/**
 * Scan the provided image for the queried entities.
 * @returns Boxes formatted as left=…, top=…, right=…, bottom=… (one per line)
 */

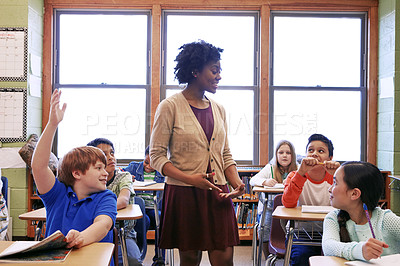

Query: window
left=54, top=10, right=151, bottom=159
left=270, top=12, right=367, bottom=161
left=162, top=11, right=260, bottom=163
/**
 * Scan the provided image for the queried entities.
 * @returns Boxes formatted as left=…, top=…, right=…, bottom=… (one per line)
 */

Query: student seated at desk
left=87, top=138, right=142, bottom=266
left=31, top=90, right=117, bottom=259
left=282, top=133, right=340, bottom=266
left=322, top=161, right=400, bottom=261
left=249, top=140, right=298, bottom=259
left=123, top=146, right=165, bottom=265
left=0, top=177, right=8, bottom=240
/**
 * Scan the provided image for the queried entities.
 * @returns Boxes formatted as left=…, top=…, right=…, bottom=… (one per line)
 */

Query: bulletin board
left=0, top=27, right=28, bottom=82
left=0, top=88, right=27, bottom=142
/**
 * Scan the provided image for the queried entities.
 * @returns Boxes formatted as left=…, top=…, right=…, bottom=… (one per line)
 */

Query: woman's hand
left=219, top=183, right=245, bottom=199
left=362, top=238, right=389, bottom=260
left=263, top=178, right=277, bottom=187
left=190, top=173, right=222, bottom=192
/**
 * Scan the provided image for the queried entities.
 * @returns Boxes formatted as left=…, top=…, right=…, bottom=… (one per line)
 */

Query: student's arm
left=116, top=188, right=131, bottom=210
left=65, top=215, right=113, bottom=249
left=219, top=164, right=245, bottom=199
left=31, top=90, right=66, bottom=195
left=281, top=171, right=307, bottom=208
left=249, top=164, right=276, bottom=187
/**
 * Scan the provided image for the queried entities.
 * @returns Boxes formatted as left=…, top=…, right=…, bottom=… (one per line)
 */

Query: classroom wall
left=377, top=0, right=400, bottom=214
left=0, top=0, right=44, bottom=237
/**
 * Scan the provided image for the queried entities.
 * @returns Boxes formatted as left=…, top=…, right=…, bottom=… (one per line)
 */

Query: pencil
left=363, top=203, right=376, bottom=238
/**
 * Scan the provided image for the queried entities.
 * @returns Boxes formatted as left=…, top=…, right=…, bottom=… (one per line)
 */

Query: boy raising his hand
left=31, top=89, right=117, bottom=250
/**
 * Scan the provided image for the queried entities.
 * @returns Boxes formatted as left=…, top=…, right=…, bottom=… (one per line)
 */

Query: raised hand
left=49, top=89, right=67, bottom=127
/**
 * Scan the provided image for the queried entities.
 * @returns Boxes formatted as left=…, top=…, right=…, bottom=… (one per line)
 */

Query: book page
left=344, top=254, right=400, bottom=266
left=132, top=180, right=156, bottom=187
left=264, top=183, right=284, bottom=189
left=301, top=205, right=336, bottom=213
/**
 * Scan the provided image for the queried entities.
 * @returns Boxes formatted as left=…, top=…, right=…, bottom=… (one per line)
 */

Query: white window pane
left=273, top=17, right=361, bottom=87
left=166, top=14, right=255, bottom=86
left=274, top=90, right=361, bottom=161
left=57, top=88, right=146, bottom=159
left=166, top=89, right=254, bottom=161
left=59, top=14, right=148, bottom=85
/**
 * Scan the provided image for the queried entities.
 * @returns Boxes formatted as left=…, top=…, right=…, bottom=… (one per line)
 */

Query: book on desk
left=132, top=180, right=157, bottom=187
left=0, top=230, right=72, bottom=263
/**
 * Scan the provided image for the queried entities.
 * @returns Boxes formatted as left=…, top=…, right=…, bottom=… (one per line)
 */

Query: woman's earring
left=192, top=71, right=197, bottom=78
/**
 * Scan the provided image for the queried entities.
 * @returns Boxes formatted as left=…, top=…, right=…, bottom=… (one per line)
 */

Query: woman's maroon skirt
left=159, top=183, right=240, bottom=251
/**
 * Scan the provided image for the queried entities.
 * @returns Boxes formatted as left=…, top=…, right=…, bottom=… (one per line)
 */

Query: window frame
left=268, top=11, right=368, bottom=162
left=52, top=9, right=152, bottom=162
left=161, top=10, right=261, bottom=164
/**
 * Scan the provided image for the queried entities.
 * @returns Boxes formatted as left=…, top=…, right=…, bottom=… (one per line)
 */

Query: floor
left=142, top=241, right=284, bottom=266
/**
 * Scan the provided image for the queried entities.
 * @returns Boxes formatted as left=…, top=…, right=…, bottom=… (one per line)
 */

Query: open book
left=132, top=180, right=156, bottom=187
left=301, top=205, right=336, bottom=213
left=0, top=230, right=72, bottom=263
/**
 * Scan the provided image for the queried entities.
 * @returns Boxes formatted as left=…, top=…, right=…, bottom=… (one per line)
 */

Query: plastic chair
left=134, top=196, right=147, bottom=262
left=266, top=194, right=286, bottom=266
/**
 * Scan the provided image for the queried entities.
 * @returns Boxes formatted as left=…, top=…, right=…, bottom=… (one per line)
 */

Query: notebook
left=301, top=205, right=336, bottom=213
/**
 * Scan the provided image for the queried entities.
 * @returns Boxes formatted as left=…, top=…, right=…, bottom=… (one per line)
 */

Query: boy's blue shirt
left=39, top=178, right=117, bottom=243
left=122, top=161, right=164, bottom=183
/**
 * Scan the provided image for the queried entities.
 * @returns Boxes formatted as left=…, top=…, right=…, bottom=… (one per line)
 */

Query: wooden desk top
left=19, top=204, right=143, bottom=221
left=253, top=185, right=284, bottom=194
left=133, top=182, right=164, bottom=191
left=272, top=206, right=327, bottom=221
left=309, top=256, right=348, bottom=266
left=0, top=242, right=114, bottom=266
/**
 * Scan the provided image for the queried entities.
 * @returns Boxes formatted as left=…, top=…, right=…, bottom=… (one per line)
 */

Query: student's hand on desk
left=362, top=238, right=389, bottom=260
left=219, top=183, right=245, bottom=199
left=191, top=173, right=222, bottom=192
left=65, top=229, right=85, bottom=249
left=263, top=179, right=277, bottom=187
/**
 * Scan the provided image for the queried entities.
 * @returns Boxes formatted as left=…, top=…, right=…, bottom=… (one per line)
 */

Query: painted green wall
left=0, top=0, right=43, bottom=237
left=377, top=0, right=400, bottom=214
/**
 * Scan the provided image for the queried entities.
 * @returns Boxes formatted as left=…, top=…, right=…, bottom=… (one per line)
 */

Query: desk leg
left=34, top=221, right=43, bottom=241
left=252, top=222, right=258, bottom=266
left=257, top=192, right=268, bottom=266
left=153, top=192, right=164, bottom=263
left=119, top=221, right=129, bottom=266
left=283, top=220, right=295, bottom=266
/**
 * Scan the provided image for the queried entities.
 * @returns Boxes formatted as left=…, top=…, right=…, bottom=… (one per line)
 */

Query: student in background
left=123, top=146, right=165, bottom=265
left=31, top=90, right=117, bottom=253
left=250, top=140, right=298, bottom=259
left=150, top=40, right=245, bottom=266
left=322, top=161, right=400, bottom=261
left=0, top=177, right=8, bottom=240
left=87, top=138, right=142, bottom=266
left=282, top=133, right=340, bottom=266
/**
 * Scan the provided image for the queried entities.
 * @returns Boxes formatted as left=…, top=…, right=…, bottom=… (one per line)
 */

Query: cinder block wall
left=0, top=0, right=43, bottom=237
left=377, top=0, right=400, bottom=215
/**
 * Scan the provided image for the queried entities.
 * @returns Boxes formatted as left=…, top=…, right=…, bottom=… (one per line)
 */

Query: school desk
left=251, top=186, right=284, bottom=266
left=19, top=204, right=143, bottom=266
left=132, top=182, right=173, bottom=265
left=309, top=256, right=348, bottom=266
left=272, top=206, right=328, bottom=266
left=0, top=241, right=114, bottom=266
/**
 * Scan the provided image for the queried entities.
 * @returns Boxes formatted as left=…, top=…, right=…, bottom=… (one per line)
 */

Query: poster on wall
left=0, top=27, right=28, bottom=82
left=0, top=88, right=27, bottom=142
